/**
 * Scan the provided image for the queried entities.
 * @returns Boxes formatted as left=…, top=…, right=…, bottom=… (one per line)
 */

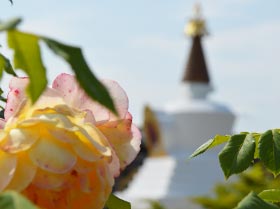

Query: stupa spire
left=182, top=3, right=210, bottom=84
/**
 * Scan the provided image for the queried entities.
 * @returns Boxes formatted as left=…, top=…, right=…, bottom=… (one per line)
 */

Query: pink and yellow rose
left=0, top=73, right=141, bottom=209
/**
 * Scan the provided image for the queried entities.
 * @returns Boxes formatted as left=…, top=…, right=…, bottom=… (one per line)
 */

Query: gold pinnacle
left=184, top=3, right=208, bottom=37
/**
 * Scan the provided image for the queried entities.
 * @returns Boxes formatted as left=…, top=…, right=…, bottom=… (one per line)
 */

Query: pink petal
left=108, top=149, right=121, bottom=177
left=53, top=73, right=110, bottom=122
left=98, top=115, right=141, bottom=169
left=5, top=77, right=29, bottom=120
left=32, top=88, right=66, bottom=110
left=0, top=119, right=5, bottom=129
left=52, top=73, right=129, bottom=123
left=102, top=79, right=128, bottom=121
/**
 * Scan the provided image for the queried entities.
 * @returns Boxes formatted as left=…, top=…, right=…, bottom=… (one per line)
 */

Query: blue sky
left=0, top=0, right=280, bottom=132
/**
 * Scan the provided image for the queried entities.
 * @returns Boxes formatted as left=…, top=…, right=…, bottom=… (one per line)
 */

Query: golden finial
left=184, top=3, right=208, bottom=37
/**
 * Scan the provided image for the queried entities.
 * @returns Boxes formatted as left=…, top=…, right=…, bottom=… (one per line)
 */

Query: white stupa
left=117, top=5, right=235, bottom=209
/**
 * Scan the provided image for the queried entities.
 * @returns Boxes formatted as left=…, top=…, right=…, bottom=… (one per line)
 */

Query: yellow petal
left=48, top=128, right=77, bottom=144
left=32, top=168, right=68, bottom=190
left=29, top=138, right=76, bottom=174
left=6, top=153, right=37, bottom=191
left=79, top=173, right=92, bottom=193
left=49, top=127, right=104, bottom=162
left=1, top=128, right=38, bottom=153
left=73, top=158, right=95, bottom=173
left=0, top=151, right=17, bottom=191
left=72, top=140, right=104, bottom=162
left=74, top=126, right=111, bottom=158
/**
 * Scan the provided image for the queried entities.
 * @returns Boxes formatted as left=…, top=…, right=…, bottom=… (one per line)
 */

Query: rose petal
left=52, top=74, right=110, bottom=122
left=29, top=138, right=77, bottom=174
left=70, top=163, right=113, bottom=209
left=60, top=74, right=111, bottom=122
left=5, top=77, right=29, bottom=120
left=108, top=149, right=120, bottom=177
left=79, top=173, right=92, bottom=193
left=48, top=128, right=77, bottom=144
left=52, top=73, right=129, bottom=123
left=1, top=128, right=38, bottom=153
left=72, top=140, right=105, bottom=162
left=75, top=124, right=112, bottom=158
left=32, top=88, right=66, bottom=110
left=98, top=117, right=141, bottom=169
left=32, top=168, right=68, bottom=189
left=52, top=73, right=79, bottom=106
left=102, top=79, right=128, bottom=121
left=52, top=126, right=106, bottom=162
left=6, top=153, right=37, bottom=191
left=0, top=151, right=17, bottom=191
left=0, top=119, right=5, bottom=129
left=73, top=158, right=96, bottom=173
left=47, top=119, right=110, bottom=162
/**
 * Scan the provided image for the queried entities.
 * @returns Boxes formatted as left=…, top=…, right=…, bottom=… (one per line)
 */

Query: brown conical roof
left=182, top=4, right=210, bottom=83
left=182, top=35, right=210, bottom=83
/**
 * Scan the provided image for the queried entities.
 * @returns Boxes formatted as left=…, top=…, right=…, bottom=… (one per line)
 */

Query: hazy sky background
left=0, top=0, right=280, bottom=132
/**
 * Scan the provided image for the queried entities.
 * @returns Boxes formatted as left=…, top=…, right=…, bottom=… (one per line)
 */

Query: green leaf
left=0, top=88, right=7, bottom=103
left=236, top=192, right=279, bottom=209
left=7, top=30, right=47, bottom=103
left=0, top=191, right=38, bottom=209
left=105, top=194, right=131, bottom=209
left=189, top=135, right=230, bottom=158
left=0, top=53, right=17, bottom=78
left=252, top=133, right=261, bottom=159
left=0, top=18, right=21, bottom=32
left=219, top=133, right=255, bottom=179
left=259, top=130, right=280, bottom=176
left=43, top=38, right=117, bottom=114
left=259, top=189, right=280, bottom=203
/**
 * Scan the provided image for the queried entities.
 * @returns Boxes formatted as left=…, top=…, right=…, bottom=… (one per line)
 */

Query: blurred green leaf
left=0, top=53, right=17, bottom=78
left=236, top=192, right=279, bottom=209
left=148, top=200, right=166, bottom=209
left=259, top=189, right=280, bottom=203
left=0, top=88, right=7, bottom=103
left=219, top=134, right=255, bottom=179
left=7, top=30, right=47, bottom=103
left=0, top=191, right=38, bottom=209
left=43, top=38, right=117, bottom=114
left=189, top=135, right=230, bottom=158
left=192, top=163, right=280, bottom=209
left=0, top=18, right=21, bottom=32
left=105, top=194, right=131, bottom=209
left=259, top=130, right=280, bottom=176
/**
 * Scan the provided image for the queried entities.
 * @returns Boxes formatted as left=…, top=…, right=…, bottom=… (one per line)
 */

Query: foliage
left=190, top=130, right=280, bottom=178
left=105, top=194, right=131, bottom=209
left=192, top=163, right=280, bottom=209
left=236, top=192, right=279, bottom=209
left=147, top=200, right=166, bottom=209
left=190, top=129, right=280, bottom=208
left=0, top=191, right=38, bottom=209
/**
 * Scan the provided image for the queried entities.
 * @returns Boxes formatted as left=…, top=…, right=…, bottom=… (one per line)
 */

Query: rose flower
left=0, top=73, right=141, bottom=209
